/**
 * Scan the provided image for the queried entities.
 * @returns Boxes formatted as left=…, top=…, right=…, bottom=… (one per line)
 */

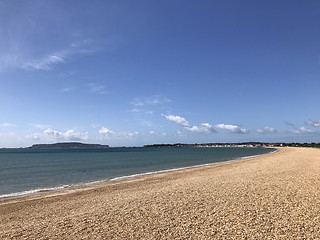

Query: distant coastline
left=143, top=142, right=320, bottom=148
left=28, top=142, right=109, bottom=149
left=1, top=141, right=319, bottom=150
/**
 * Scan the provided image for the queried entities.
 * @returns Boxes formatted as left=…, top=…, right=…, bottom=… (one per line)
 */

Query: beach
left=0, top=147, right=319, bottom=239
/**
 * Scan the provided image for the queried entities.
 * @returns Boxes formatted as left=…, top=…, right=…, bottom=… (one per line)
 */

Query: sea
left=0, top=147, right=276, bottom=200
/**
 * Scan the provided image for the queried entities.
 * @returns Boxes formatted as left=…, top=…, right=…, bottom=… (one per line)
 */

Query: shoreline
left=0, top=147, right=277, bottom=201
left=108, top=148, right=278, bottom=181
left=1, top=147, right=319, bottom=239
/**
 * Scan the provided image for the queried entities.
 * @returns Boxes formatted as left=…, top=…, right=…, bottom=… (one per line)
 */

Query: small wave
left=0, top=185, right=70, bottom=200
left=0, top=180, right=114, bottom=200
left=238, top=148, right=278, bottom=160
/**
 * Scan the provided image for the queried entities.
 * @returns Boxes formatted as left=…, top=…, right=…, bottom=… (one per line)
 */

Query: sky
left=1, top=0, right=320, bottom=147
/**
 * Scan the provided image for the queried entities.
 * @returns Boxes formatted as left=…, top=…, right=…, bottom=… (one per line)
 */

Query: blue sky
left=1, top=0, right=320, bottom=147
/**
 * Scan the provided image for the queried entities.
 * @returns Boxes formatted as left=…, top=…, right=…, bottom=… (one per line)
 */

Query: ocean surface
left=0, top=147, right=275, bottom=199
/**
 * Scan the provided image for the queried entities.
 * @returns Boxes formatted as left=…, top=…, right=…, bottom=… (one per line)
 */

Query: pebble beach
left=1, top=147, right=319, bottom=239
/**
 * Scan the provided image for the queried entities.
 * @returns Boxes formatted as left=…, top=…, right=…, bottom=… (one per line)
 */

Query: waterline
left=0, top=148, right=277, bottom=201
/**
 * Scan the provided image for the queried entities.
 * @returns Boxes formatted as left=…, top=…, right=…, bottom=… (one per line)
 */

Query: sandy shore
left=0, top=147, right=320, bottom=239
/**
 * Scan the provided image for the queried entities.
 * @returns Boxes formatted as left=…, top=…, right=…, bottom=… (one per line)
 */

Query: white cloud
left=44, top=128, right=62, bottom=137
left=130, top=96, right=171, bottom=107
left=163, top=114, right=190, bottom=127
left=43, top=128, right=89, bottom=141
left=149, top=130, right=156, bottom=135
left=0, top=123, right=16, bottom=127
left=163, top=114, right=216, bottom=134
left=187, top=123, right=216, bottom=133
left=257, top=126, right=277, bottom=134
left=30, top=124, right=51, bottom=129
left=119, top=131, right=139, bottom=138
left=64, top=130, right=89, bottom=140
left=163, top=114, right=248, bottom=135
left=98, top=127, right=114, bottom=137
left=305, top=120, right=320, bottom=127
left=215, top=124, right=248, bottom=134
left=289, top=127, right=313, bottom=134
left=98, top=127, right=139, bottom=139
left=27, top=128, right=88, bottom=141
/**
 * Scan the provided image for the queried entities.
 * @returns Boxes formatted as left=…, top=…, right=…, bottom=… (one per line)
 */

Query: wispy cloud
left=289, top=127, right=313, bottom=134
left=91, top=123, right=101, bottom=129
left=130, top=95, right=171, bottom=107
left=128, top=108, right=140, bottom=113
left=118, top=131, right=139, bottom=138
left=284, top=122, right=296, bottom=127
left=61, top=87, right=73, bottom=93
left=128, top=96, right=171, bottom=128
left=22, top=54, right=64, bottom=70
left=215, top=124, right=248, bottom=134
left=21, top=39, right=97, bottom=71
left=305, top=120, right=320, bottom=127
left=0, top=55, right=18, bottom=72
left=0, top=123, right=16, bottom=127
left=30, top=124, right=51, bottom=129
left=86, top=83, right=109, bottom=95
left=257, top=126, right=277, bottom=134
left=176, top=131, right=185, bottom=136
left=128, top=108, right=154, bottom=115
left=70, top=39, right=94, bottom=48
left=285, top=120, right=317, bottom=134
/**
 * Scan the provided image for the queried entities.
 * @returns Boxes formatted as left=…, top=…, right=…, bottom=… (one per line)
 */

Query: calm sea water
left=0, top=147, right=275, bottom=199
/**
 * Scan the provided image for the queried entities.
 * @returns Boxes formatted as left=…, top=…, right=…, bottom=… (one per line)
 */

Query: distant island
left=29, top=142, right=109, bottom=149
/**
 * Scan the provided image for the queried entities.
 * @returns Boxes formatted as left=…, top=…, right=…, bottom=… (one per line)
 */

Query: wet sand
left=0, top=147, right=319, bottom=239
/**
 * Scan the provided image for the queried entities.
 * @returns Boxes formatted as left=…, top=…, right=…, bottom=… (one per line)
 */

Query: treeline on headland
left=279, top=142, right=320, bottom=148
left=25, top=141, right=320, bottom=149
left=143, top=142, right=320, bottom=148
left=29, top=142, right=109, bottom=149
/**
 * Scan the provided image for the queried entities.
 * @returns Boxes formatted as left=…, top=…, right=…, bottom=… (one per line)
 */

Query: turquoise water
left=0, top=147, right=275, bottom=199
